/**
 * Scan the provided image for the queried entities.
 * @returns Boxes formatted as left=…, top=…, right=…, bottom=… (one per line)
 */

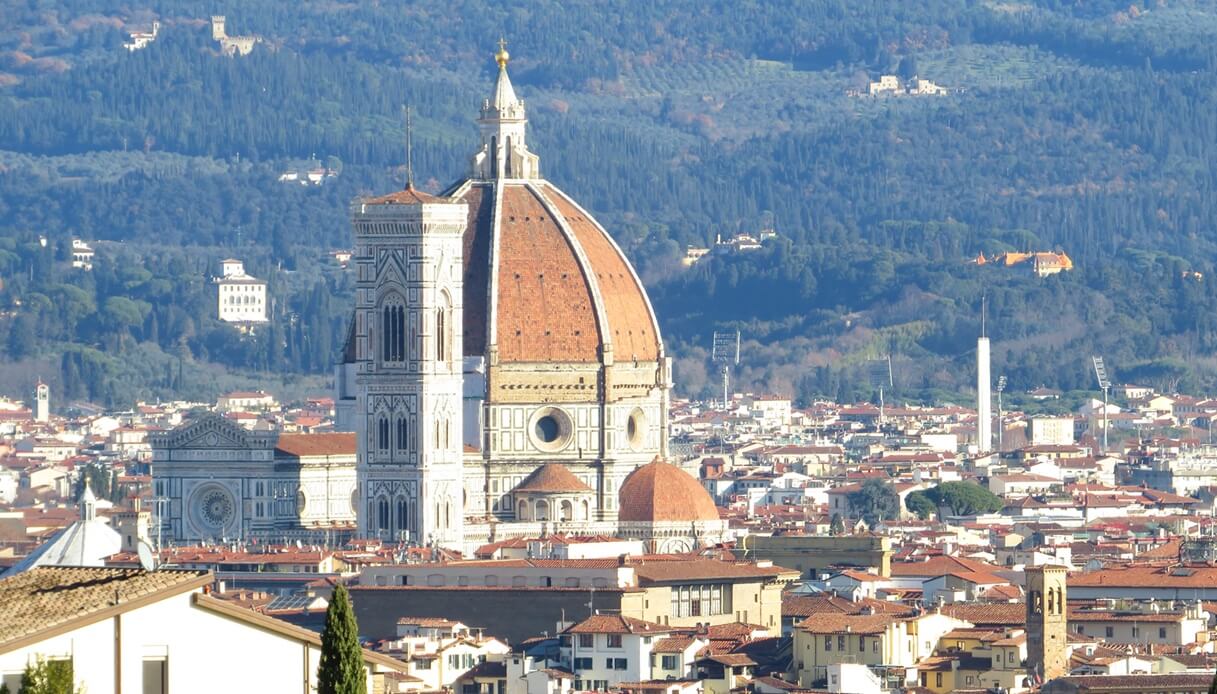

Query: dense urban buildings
left=4, top=39, right=1217, bottom=694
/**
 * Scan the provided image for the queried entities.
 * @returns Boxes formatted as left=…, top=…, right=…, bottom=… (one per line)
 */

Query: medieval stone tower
left=1026, top=564, right=1068, bottom=684
left=352, top=183, right=468, bottom=549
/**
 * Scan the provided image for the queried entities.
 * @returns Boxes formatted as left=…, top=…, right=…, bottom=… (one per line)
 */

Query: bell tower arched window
left=396, top=498, right=409, bottom=531
left=433, top=308, right=442, bottom=362
left=396, top=416, right=409, bottom=452
left=377, top=416, right=390, bottom=452
left=436, top=291, right=452, bottom=366
left=380, top=299, right=406, bottom=365
left=377, top=497, right=390, bottom=531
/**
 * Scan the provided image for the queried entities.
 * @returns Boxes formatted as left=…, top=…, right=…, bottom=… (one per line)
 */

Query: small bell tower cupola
left=472, top=39, right=539, bottom=180
left=79, top=477, right=98, bottom=522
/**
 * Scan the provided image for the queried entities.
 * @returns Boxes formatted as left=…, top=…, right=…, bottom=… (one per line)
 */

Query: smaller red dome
left=516, top=463, right=592, bottom=494
left=618, top=460, right=719, bottom=523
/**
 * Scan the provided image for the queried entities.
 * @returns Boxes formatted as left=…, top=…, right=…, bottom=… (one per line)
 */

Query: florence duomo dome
left=337, top=43, right=725, bottom=553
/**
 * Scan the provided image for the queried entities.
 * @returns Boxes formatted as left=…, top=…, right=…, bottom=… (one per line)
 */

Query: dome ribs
left=445, top=179, right=662, bottom=372
left=546, top=190, right=661, bottom=363
left=494, top=185, right=599, bottom=363
left=618, top=460, right=719, bottom=523
left=461, top=184, right=494, bottom=357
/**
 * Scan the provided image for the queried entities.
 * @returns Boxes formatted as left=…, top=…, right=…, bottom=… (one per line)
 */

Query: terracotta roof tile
left=633, top=558, right=796, bottom=583
left=565, top=614, right=669, bottom=635
left=494, top=184, right=600, bottom=363
left=703, top=622, right=767, bottom=639
left=443, top=180, right=662, bottom=367
left=702, top=653, right=756, bottom=666
left=0, top=567, right=210, bottom=650
left=275, top=433, right=356, bottom=458
left=548, top=188, right=659, bottom=362
left=652, top=636, right=697, bottom=653
left=889, top=556, right=999, bottom=578
left=795, top=613, right=901, bottom=635
left=619, top=460, right=719, bottom=522
left=363, top=185, right=445, bottom=205
left=782, top=594, right=915, bottom=618
left=940, top=602, right=1024, bottom=626
left=1069, top=564, right=1217, bottom=588
left=1051, top=674, right=1212, bottom=691
left=515, top=464, right=592, bottom=493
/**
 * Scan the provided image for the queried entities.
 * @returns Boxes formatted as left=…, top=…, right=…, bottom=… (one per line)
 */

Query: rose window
left=200, top=489, right=234, bottom=527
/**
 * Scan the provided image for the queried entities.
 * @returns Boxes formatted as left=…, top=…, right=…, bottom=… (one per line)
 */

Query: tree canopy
left=847, top=478, right=902, bottom=526
left=905, top=481, right=1005, bottom=519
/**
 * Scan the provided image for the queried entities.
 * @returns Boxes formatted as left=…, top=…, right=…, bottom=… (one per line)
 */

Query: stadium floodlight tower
left=1092, top=355, right=1112, bottom=453
left=995, top=375, right=1007, bottom=453
left=711, top=330, right=741, bottom=409
left=868, top=356, right=894, bottom=429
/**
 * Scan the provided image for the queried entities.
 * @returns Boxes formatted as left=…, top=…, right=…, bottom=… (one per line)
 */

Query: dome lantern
left=473, top=38, right=539, bottom=180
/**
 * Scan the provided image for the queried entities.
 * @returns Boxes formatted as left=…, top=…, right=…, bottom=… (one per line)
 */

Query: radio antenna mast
left=711, top=331, right=741, bottom=409
left=868, top=356, right=894, bottom=429
left=1092, top=356, right=1112, bottom=453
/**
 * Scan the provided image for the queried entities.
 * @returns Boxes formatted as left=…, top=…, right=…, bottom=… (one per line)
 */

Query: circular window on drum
left=529, top=407, right=573, bottom=452
left=626, top=408, right=646, bottom=451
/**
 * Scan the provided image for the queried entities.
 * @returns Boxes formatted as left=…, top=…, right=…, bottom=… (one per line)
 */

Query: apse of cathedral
left=155, top=45, right=729, bottom=554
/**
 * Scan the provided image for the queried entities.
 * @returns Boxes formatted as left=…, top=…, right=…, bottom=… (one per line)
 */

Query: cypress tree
left=317, top=583, right=364, bottom=694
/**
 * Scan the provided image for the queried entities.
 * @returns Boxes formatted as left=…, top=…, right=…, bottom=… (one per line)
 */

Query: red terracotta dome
left=618, top=460, right=719, bottom=523
left=515, top=463, right=592, bottom=493
left=347, top=50, right=664, bottom=372
left=447, top=179, right=661, bottom=365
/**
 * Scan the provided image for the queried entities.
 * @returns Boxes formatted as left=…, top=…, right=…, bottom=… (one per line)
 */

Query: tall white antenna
left=977, top=331, right=992, bottom=453
left=981, top=293, right=987, bottom=338
left=711, top=331, right=741, bottom=408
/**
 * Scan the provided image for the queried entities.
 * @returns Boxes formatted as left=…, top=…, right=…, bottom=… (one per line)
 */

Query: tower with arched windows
left=352, top=182, right=467, bottom=548
left=1025, top=564, right=1068, bottom=685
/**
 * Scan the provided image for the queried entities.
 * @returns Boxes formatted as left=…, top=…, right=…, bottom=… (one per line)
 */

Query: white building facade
left=0, top=567, right=407, bottom=694
left=214, top=259, right=268, bottom=323
left=150, top=414, right=357, bottom=542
